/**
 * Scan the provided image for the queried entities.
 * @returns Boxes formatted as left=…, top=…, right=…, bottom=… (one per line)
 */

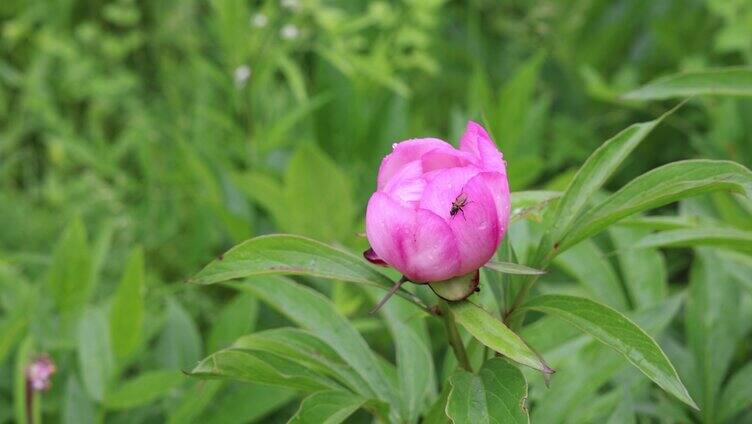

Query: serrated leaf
left=559, top=160, right=752, bottom=251
left=109, top=246, right=145, bottom=361
left=449, top=302, right=551, bottom=373
left=288, top=390, right=368, bottom=424
left=446, top=358, right=529, bottom=424
left=635, top=227, right=752, bottom=255
left=519, top=294, right=696, bottom=408
left=622, top=68, right=752, bottom=100
left=191, top=234, right=422, bottom=307
left=104, top=370, right=183, bottom=410
left=483, top=261, right=545, bottom=275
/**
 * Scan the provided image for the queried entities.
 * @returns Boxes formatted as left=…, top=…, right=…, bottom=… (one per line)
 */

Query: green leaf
left=104, top=370, right=183, bottom=410
left=531, top=296, right=684, bottom=423
left=609, top=226, right=667, bottom=309
left=231, top=327, right=371, bottom=396
left=424, top=384, right=451, bottom=424
left=14, top=336, right=33, bottom=424
left=284, top=144, right=355, bottom=242
left=559, top=160, right=752, bottom=251
left=200, top=382, right=295, bottom=424
left=622, top=68, right=752, bottom=100
left=232, top=277, right=399, bottom=409
left=483, top=261, right=545, bottom=275
left=685, top=249, right=740, bottom=420
left=233, top=171, right=288, bottom=228
left=109, top=246, right=145, bottom=361
left=493, top=52, right=544, bottom=154
left=77, top=306, right=114, bottom=401
left=49, top=217, right=93, bottom=317
left=718, top=362, right=752, bottom=422
left=511, top=190, right=562, bottom=210
left=635, top=227, right=752, bottom=255
left=207, top=293, right=258, bottom=353
left=191, top=234, right=422, bottom=307
left=510, top=190, right=561, bottom=222
left=166, top=381, right=223, bottom=424
left=190, top=349, right=342, bottom=392
left=62, top=376, right=96, bottom=424
left=519, top=294, right=697, bottom=408
left=449, top=302, right=551, bottom=373
left=446, top=358, right=529, bottom=424
left=553, top=239, right=628, bottom=309
left=156, top=298, right=202, bottom=370
left=545, top=108, right=677, bottom=255
left=289, top=390, right=368, bottom=424
left=366, top=289, right=435, bottom=423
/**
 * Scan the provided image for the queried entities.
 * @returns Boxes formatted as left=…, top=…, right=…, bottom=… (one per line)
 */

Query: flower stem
left=438, top=299, right=472, bottom=372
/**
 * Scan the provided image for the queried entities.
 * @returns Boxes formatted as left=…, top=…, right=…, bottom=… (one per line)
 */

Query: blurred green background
left=1, top=0, right=751, bottom=422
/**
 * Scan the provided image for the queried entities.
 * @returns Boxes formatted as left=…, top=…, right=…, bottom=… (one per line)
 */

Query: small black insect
left=450, top=193, right=471, bottom=220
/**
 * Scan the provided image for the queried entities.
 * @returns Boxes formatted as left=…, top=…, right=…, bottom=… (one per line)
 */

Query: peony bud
left=365, top=121, right=510, bottom=288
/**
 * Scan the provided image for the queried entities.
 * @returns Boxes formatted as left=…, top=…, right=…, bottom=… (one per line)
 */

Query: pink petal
left=418, top=166, right=484, bottom=221
left=450, top=174, right=501, bottom=274
left=377, top=138, right=452, bottom=189
left=420, top=147, right=477, bottom=173
left=480, top=171, right=511, bottom=240
left=382, top=159, right=426, bottom=206
left=418, top=168, right=499, bottom=275
left=366, top=192, right=460, bottom=282
left=459, top=121, right=506, bottom=173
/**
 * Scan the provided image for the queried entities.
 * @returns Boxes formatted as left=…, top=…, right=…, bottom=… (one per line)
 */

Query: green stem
left=438, top=299, right=472, bottom=372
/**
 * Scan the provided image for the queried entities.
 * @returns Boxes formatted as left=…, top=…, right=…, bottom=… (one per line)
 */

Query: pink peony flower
left=365, top=121, right=510, bottom=283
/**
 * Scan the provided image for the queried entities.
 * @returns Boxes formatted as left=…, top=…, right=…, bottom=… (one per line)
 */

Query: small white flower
left=233, top=65, right=251, bottom=87
left=250, top=13, right=268, bottom=28
left=280, top=0, right=299, bottom=11
left=280, top=24, right=299, bottom=40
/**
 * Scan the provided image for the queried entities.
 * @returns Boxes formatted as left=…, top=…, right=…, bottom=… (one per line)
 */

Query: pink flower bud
left=365, top=121, right=510, bottom=283
left=26, top=355, right=56, bottom=392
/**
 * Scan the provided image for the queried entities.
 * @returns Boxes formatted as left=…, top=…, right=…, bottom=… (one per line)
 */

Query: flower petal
left=418, top=168, right=499, bottom=274
left=420, top=146, right=477, bottom=173
left=366, top=192, right=460, bottom=282
left=459, top=121, right=506, bottom=173
left=480, top=171, right=511, bottom=241
left=418, top=166, right=484, bottom=221
left=382, top=159, right=426, bottom=206
left=377, top=138, right=452, bottom=189
left=449, top=174, right=501, bottom=274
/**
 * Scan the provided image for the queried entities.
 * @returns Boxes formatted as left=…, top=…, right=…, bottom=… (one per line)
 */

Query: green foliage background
left=1, top=0, right=751, bottom=422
